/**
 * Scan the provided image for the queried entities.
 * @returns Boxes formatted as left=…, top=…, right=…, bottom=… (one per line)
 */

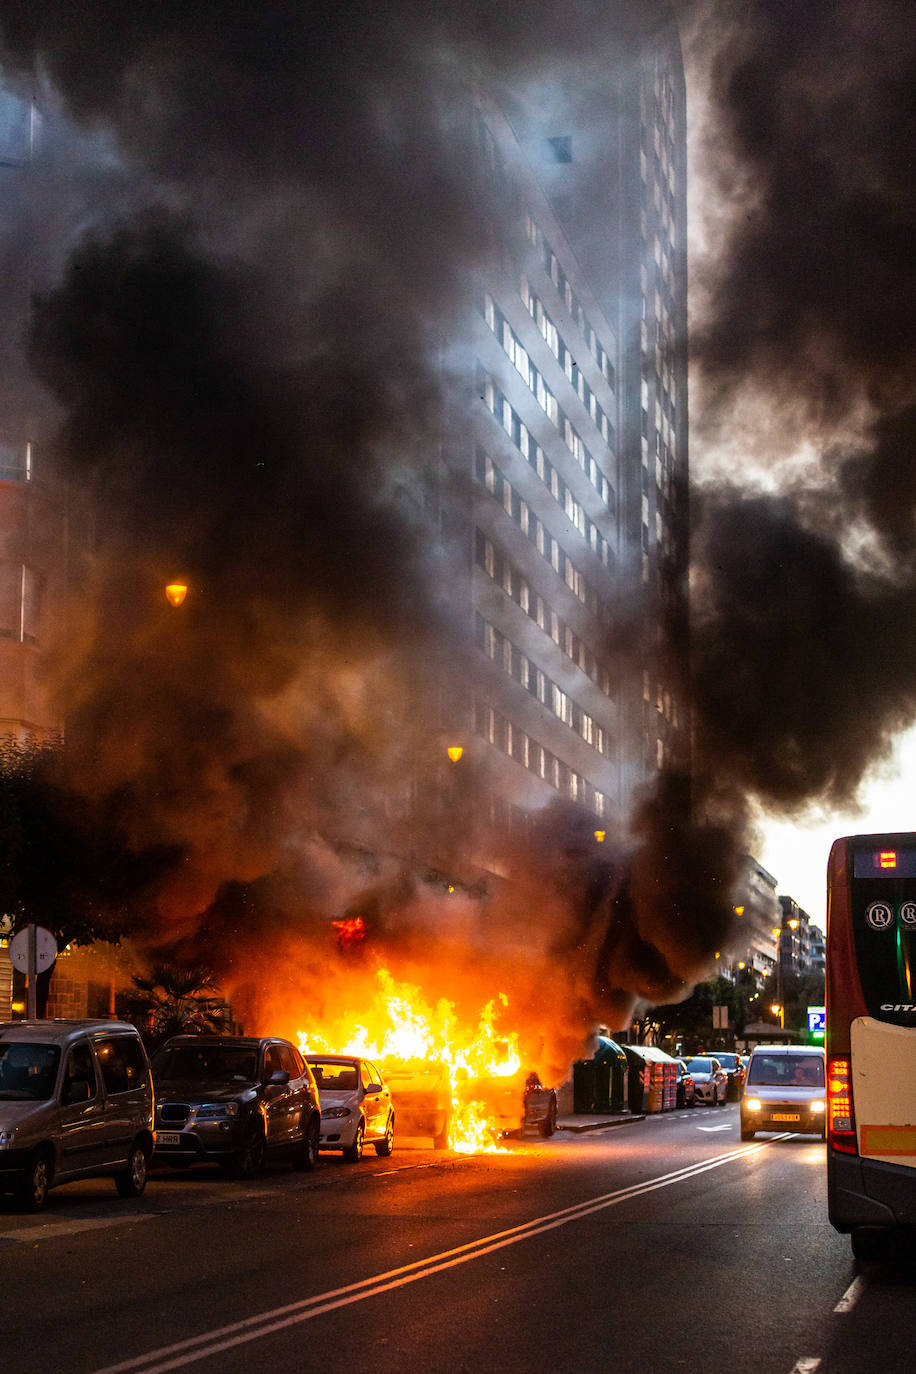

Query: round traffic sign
left=8, top=925, right=57, bottom=975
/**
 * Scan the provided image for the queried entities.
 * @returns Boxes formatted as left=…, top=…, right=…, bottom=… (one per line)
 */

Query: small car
left=683, top=1056, right=727, bottom=1106
left=674, top=1058, right=696, bottom=1108
left=740, top=1045, right=827, bottom=1141
left=0, top=1019, right=154, bottom=1211
left=381, top=1060, right=451, bottom=1148
left=151, top=1035, right=321, bottom=1177
left=709, top=1051, right=746, bottom=1102
left=304, top=1054, right=394, bottom=1162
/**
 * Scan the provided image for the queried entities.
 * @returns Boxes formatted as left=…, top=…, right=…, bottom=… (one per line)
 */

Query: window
left=63, top=1042, right=99, bottom=1103
left=94, top=1035, right=147, bottom=1096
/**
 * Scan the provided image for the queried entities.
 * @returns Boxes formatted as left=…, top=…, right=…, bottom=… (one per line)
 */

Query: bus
left=826, top=833, right=916, bottom=1259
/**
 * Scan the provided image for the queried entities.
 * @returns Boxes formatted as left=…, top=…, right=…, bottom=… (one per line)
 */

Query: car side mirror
left=265, top=1069, right=290, bottom=1087
left=64, top=1078, right=92, bottom=1105
left=367, top=1083, right=382, bottom=1094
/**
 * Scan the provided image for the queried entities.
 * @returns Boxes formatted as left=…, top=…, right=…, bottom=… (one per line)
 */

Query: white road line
left=788, top=1360, right=821, bottom=1373
left=88, top=1139, right=782, bottom=1374
left=0, top=1213, right=156, bottom=1245
left=834, top=1275, right=867, bottom=1313
left=697, top=1124, right=732, bottom=1132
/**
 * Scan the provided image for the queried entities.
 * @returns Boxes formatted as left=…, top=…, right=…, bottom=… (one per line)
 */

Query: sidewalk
left=556, top=1111, right=646, bottom=1133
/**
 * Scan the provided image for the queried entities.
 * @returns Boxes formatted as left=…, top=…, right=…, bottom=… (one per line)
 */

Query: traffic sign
left=807, top=1005, right=826, bottom=1038
left=8, top=925, right=57, bottom=975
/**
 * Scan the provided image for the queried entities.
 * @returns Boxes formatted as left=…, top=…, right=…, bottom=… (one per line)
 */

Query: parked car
left=0, top=1019, right=154, bottom=1211
left=381, top=1060, right=451, bottom=1148
left=709, top=1052, right=746, bottom=1102
left=304, top=1054, right=394, bottom=1162
left=684, top=1056, right=727, bottom=1106
left=740, top=1045, right=827, bottom=1141
left=674, top=1058, right=696, bottom=1108
left=151, top=1035, right=321, bottom=1177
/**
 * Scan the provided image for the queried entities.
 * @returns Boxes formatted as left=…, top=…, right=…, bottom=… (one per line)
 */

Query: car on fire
left=304, top=1053, right=395, bottom=1162
left=381, top=1060, right=451, bottom=1149
left=453, top=1068, right=559, bottom=1139
left=683, top=1055, right=727, bottom=1107
left=151, top=1035, right=321, bottom=1177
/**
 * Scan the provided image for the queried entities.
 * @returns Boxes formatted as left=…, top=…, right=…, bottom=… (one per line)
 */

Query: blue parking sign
left=807, top=1006, right=826, bottom=1036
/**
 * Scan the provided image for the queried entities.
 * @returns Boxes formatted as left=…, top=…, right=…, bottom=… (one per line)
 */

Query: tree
left=0, top=735, right=176, bottom=950
left=122, top=963, right=227, bottom=1049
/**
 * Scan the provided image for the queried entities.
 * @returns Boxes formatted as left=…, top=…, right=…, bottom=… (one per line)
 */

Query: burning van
left=381, top=1059, right=451, bottom=1149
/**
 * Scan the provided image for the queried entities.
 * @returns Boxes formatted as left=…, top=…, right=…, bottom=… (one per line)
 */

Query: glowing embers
left=298, top=967, right=523, bottom=1154
left=332, top=916, right=367, bottom=949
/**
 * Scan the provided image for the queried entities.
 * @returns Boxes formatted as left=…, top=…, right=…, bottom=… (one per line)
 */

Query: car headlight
left=321, top=1107, right=352, bottom=1119
left=0, top=1128, right=15, bottom=1148
left=192, top=1103, right=239, bottom=1120
left=745, top=1098, right=762, bottom=1112
left=809, top=1099, right=826, bottom=1113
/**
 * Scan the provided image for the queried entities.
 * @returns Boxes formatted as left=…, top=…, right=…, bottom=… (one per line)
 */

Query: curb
left=557, top=1113, right=647, bottom=1134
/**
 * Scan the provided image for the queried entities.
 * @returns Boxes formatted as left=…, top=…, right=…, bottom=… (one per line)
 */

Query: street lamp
left=165, top=582, right=188, bottom=607
left=770, top=1002, right=784, bottom=1028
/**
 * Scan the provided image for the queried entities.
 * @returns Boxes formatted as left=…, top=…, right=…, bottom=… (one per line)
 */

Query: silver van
left=0, top=1019, right=154, bottom=1210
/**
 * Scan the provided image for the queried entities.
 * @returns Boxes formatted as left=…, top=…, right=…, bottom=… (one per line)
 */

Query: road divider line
left=788, top=1359, right=821, bottom=1373
left=88, top=1138, right=788, bottom=1374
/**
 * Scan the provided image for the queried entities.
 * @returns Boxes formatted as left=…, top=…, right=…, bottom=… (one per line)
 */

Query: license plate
left=772, top=1113, right=800, bottom=1122
left=156, top=1132, right=183, bottom=1146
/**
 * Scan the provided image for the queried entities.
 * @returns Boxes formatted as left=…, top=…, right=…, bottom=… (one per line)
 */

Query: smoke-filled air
left=0, top=0, right=912, bottom=1068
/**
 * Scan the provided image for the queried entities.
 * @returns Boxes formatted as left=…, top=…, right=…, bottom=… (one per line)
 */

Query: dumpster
left=622, top=1045, right=679, bottom=1113
left=573, top=1058, right=611, bottom=1113
left=594, top=1037, right=629, bottom=1113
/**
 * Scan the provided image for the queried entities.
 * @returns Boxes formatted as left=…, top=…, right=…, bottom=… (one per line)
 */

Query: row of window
left=515, top=282, right=616, bottom=446
left=482, top=374, right=612, bottom=511
left=523, top=213, right=615, bottom=389
left=476, top=444, right=612, bottom=570
left=475, top=520, right=612, bottom=694
left=474, top=696, right=607, bottom=817
left=475, top=612, right=611, bottom=758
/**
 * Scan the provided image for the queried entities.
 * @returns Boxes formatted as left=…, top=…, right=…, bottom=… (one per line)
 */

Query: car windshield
left=152, top=1044, right=259, bottom=1083
left=308, top=1060, right=359, bottom=1091
left=686, top=1058, right=713, bottom=1073
left=0, top=1042, right=61, bottom=1100
left=716, top=1056, right=738, bottom=1069
left=746, top=1055, right=824, bottom=1088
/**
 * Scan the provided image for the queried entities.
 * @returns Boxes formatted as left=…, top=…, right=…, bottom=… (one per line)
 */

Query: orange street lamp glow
left=165, top=582, right=188, bottom=607
left=446, top=746, right=464, bottom=762
left=594, top=830, right=606, bottom=843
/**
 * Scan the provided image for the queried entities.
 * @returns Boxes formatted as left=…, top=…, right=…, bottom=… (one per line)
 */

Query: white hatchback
left=305, top=1054, right=394, bottom=1162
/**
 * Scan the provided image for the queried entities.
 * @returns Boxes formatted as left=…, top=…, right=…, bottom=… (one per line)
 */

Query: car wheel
left=16, top=1150, right=52, bottom=1212
left=716, top=1089, right=724, bottom=1106
left=374, top=1114, right=394, bottom=1157
left=115, top=1141, right=149, bottom=1198
left=343, top=1120, right=365, bottom=1164
left=740, top=1125, right=755, bottom=1141
left=294, top=1115, right=320, bottom=1172
left=688, top=1094, right=696, bottom=1108
left=433, top=1118, right=450, bottom=1150
left=224, top=1125, right=266, bottom=1179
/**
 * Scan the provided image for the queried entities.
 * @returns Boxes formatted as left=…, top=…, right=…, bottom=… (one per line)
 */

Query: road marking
left=87, top=1139, right=784, bottom=1374
left=834, top=1275, right=866, bottom=1313
left=0, top=1213, right=155, bottom=1245
left=697, top=1125, right=731, bottom=1132
left=788, top=1360, right=821, bottom=1373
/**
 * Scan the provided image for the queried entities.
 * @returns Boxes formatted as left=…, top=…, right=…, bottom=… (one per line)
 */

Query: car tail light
left=827, top=1057, right=858, bottom=1154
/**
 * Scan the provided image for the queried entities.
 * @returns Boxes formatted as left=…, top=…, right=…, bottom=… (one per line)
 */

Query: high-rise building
left=440, top=6, right=688, bottom=866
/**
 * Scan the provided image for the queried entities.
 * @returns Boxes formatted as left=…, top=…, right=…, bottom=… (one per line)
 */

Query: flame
left=331, top=915, right=367, bottom=948
left=298, top=966, right=526, bottom=1153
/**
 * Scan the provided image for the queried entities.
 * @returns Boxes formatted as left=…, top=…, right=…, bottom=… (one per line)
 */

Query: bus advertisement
left=826, top=833, right=916, bottom=1259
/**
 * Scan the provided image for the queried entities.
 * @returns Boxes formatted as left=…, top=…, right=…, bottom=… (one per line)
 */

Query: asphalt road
left=1, top=1105, right=913, bottom=1374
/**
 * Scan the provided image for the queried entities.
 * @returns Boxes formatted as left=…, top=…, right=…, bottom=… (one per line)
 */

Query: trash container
left=573, top=1058, right=611, bottom=1113
left=595, top=1037, right=629, bottom=1113
left=622, top=1045, right=650, bottom=1113
left=622, top=1045, right=680, bottom=1112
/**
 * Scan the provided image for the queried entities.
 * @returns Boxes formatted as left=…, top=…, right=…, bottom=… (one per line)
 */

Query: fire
left=298, top=966, right=525, bottom=1154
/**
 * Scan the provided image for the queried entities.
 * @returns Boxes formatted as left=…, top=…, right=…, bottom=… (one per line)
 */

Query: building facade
left=445, top=6, right=689, bottom=866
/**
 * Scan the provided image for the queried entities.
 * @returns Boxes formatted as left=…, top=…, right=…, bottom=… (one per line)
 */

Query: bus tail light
left=828, top=1056, right=858, bottom=1154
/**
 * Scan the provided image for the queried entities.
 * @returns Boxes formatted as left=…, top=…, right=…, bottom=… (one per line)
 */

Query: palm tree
left=127, top=964, right=228, bottom=1048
